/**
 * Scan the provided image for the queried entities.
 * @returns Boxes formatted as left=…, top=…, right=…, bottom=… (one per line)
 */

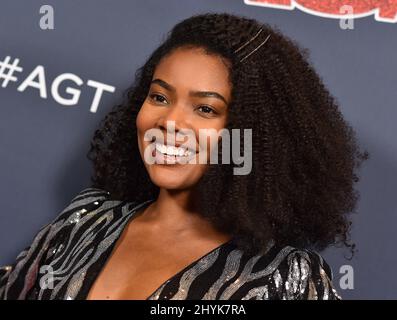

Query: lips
left=151, top=141, right=197, bottom=165
left=150, top=136, right=197, bottom=154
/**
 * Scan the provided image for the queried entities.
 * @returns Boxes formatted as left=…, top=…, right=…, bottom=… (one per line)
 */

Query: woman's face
left=136, top=46, right=232, bottom=190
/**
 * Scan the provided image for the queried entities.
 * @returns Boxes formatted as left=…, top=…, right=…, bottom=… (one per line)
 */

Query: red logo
left=244, top=0, right=397, bottom=23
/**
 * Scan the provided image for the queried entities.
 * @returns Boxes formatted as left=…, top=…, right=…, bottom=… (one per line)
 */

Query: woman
left=0, top=12, right=368, bottom=300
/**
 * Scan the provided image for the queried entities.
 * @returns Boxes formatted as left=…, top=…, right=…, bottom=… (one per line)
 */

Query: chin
left=147, top=166, right=198, bottom=190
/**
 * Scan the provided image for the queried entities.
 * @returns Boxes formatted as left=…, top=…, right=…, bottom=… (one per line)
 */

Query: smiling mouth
left=151, top=141, right=198, bottom=165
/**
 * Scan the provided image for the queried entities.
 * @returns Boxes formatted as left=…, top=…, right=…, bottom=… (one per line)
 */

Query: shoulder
left=53, top=187, right=112, bottom=222
left=0, top=186, right=113, bottom=299
left=45, top=186, right=125, bottom=247
left=236, top=245, right=341, bottom=300
left=277, top=246, right=340, bottom=299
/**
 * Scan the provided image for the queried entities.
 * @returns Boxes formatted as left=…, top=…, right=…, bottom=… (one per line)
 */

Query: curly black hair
left=87, top=12, right=369, bottom=257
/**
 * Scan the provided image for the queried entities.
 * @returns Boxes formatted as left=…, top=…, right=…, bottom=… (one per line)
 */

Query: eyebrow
left=150, top=78, right=228, bottom=105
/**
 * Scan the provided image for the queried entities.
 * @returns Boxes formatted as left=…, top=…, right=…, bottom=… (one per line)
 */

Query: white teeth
left=155, top=143, right=193, bottom=157
left=166, top=145, right=175, bottom=155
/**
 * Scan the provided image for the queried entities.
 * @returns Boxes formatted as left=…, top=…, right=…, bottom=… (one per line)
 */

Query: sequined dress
left=0, top=188, right=341, bottom=300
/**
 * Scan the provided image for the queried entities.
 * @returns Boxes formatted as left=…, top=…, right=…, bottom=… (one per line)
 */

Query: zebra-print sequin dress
left=0, top=188, right=341, bottom=300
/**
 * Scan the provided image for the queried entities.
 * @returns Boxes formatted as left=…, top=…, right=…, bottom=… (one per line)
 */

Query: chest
left=85, top=231, right=217, bottom=300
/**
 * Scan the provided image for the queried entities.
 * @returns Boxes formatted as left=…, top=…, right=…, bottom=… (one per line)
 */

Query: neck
left=138, top=187, right=230, bottom=242
left=142, top=188, right=199, bottom=229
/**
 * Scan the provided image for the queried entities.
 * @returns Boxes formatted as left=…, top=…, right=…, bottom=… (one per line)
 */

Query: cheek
left=197, top=121, right=227, bottom=152
left=136, top=105, right=155, bottom=155
left=136, top=103, right=155, bottom=134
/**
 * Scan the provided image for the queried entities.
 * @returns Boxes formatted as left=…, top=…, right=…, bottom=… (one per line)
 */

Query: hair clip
left=234, top=28, right=271, bottom=63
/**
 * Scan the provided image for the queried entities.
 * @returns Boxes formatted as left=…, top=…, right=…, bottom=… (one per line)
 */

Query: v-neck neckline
left=85, top=198, right=233, bottom=300
left=145, top=235, right=233, bottom=300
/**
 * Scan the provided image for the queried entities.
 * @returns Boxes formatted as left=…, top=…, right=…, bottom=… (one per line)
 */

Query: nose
left=156, top=103, right=188, bottom=135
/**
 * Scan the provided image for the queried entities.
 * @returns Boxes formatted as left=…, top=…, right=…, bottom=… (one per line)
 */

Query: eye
left=149, top=93, right=168, bottom=104
left=197, top=105, right=216, bottom=115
